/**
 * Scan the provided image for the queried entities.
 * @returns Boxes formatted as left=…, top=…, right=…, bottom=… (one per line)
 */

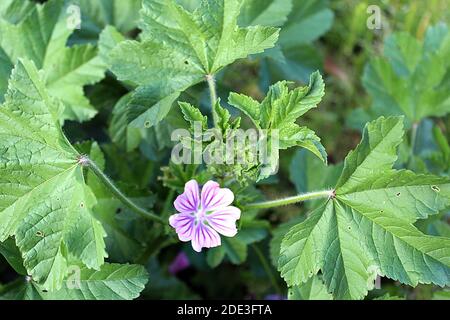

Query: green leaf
left=71, top=0, right=141, bottom=44
left=0, top=278, right=43, bottom=300
left=229, top=71, right=327, bottom=164
left=0, top=0, right=106, bottom=122
left=288, top=275, right=333, bottom=300
left=0, top=59, right=106, bottom=291
left=108, top=0, right=279, bottom=96
left=138, top=0, right=279, bottom=76
left=279, top=116, right=450, bottom=300
left=261, top=44, right=324, bottom=84
left=279, top=0, right=334, bottom=48
left=98, top=25, right=126, bottom=65
left=0, top=238, right=27, bottom=275
left=0, top=263, right=148, bottom=300
left=109, top=88, right=181, bottom=151
left=269, top=216, right=305, bottom=267
left=363, top=24, right=450, bottom=122
left=239, top=0, right=293, bottom=27
left=45, top=44, right=107, bottom=122
left=206, top=246, right=227, bottom=268
left=99, top=27, right=181, bottom=151
left=179, top=102, right=208, bottom=131
left=261, top=0, right=333, bottom=83
left=105, top=0, right=278, bottom=150
left=223, top=237, right=247, bottom=264
left=109, top=0, right=280, bottom=86
left=41, top=263, right=148, bottom=300
left=0, top=0, right=34, bottom=23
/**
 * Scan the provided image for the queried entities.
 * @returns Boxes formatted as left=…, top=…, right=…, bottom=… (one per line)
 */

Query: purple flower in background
left=264, top=294, right=286, bottom=300
left=169, top=252, right=190, bottom=275
left=169, top=180, right=241, bottom=252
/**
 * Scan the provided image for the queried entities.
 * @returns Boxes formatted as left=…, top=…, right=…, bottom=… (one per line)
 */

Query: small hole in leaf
left=431, top=185, right=440, bottom=192
left=80, top=202, right=85, bottom=208
left=144, top=121, right=151, bottom=128
left=116, top=208, right=122, bottom=214
left=396, top=192, right=401, bottom=197
left=184, top=60, right=189, bottom=65
left=42, top=289, right=48, bottom=293
left=347, top=226, right=351, bottom=230
left=36, top=231, right=45, bottom=238
left=380, top=210, right=384, bottom=214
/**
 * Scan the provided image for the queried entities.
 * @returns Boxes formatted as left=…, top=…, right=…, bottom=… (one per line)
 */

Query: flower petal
left=201, top=180, right=234, bottom=211
left=206, top=206, right=241, bottom=237
left=191, top=222, right=221, bottom=252
left=169, top=213, right=196, bottom=242
left=174, top=180, right=200, bottom=213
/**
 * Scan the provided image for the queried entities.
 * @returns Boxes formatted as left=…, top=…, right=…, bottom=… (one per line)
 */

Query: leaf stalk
left=206, top=74, right=219, bottom=126
left=244, top=189, right=334, bottom=210
left=79, top=155, right=165, bottom=224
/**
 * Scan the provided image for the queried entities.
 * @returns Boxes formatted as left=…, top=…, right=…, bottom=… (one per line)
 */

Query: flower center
left=194, top=206, right=211, bottom=224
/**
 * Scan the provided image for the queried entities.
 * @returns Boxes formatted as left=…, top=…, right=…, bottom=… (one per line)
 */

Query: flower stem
left=244, top=190, right=334, bottom=210
left=82, top=156, right=164, bottom=224
left=206, top=74, right=218, bottom=126
left=408, top=122, right=419, bottom=166
left=251, top=244, right=282, bottom=296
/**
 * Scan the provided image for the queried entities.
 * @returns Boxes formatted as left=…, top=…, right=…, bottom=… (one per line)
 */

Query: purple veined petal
left=169, top=213, right=196, bottom=242
left=174, top=180, right=200, bottom=214
left=206, top=206, right=241, bottom=237
left=201, top=180, right=234, bottom=211
left=191, top=221, right=221, bottom=252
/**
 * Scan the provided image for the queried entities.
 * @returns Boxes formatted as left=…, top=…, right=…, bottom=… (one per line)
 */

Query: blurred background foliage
left=0, top=0, right=449, bottom=300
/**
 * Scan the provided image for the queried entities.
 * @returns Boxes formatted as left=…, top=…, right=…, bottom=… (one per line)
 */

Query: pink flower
left=169, top=180, right=241, bottom=252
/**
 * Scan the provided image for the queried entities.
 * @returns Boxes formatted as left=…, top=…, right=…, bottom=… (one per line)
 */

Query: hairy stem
left=244, top=190, right=334, bottom=210
left=81, top=156, right=164, bottom=224
left=206, top=74, right=218, bottom=126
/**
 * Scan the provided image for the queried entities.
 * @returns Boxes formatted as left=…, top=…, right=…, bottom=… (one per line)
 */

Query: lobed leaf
left=0, top=59, right=107, bottom=290
left=0, top=0, right=106, bottom=122
left=105, top=0, right=279, bottom=150
left=278, top=116, right=450, bottom=300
